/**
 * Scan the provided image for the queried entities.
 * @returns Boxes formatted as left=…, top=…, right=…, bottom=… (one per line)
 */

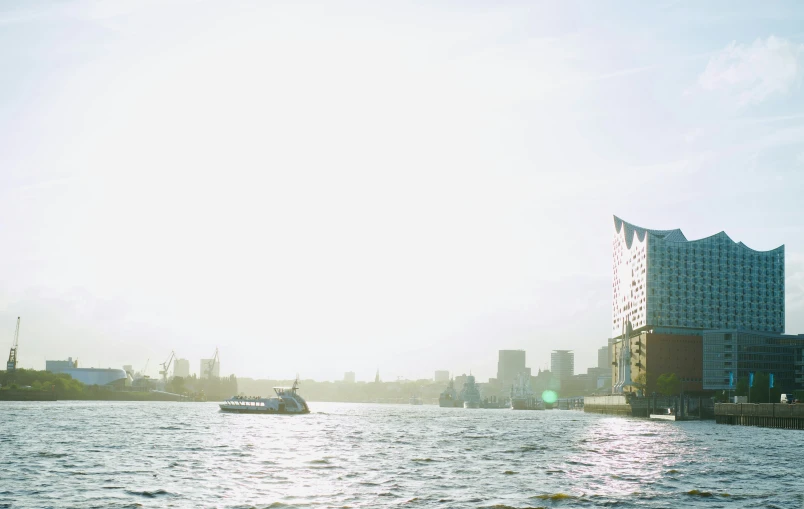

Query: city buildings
left=434, top=370, right=450, bottom=383
left=343, top=371, right=356, bottom=383
left=173, top=358, right=190, bottom=378
left=612, top=332, right=703, bottom=394
left=598, top=346, right=610, bottom=371
left=611, top=215, right=784, bottom=339
left=611, top=216, right=787, bottom=394
left=45, top=357, right=129, bottom=387
left=550, top=350, right=574, bottom=380
left=703, top=331, right=804, bottom=392
left=497, top=350, right=529, bottom=390
left=200, top=359, right=220, bottom=379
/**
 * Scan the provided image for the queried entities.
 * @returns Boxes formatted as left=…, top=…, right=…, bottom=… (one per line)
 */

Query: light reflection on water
left=0, top=401, right=802, bottom=508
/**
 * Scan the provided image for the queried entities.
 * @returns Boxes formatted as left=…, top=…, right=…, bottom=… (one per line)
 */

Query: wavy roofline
left=613, top=215, right=784, bottom=253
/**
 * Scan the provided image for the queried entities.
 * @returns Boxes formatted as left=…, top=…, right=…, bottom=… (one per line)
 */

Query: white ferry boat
left=219, top=379, right=310, bottom=414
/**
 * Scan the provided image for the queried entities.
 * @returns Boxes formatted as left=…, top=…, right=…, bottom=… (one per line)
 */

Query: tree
left=656, top=373, right=681, bottom=396
left=735, top=377, right=748, bottom=397
left=632, top=372, right=647, bottom=397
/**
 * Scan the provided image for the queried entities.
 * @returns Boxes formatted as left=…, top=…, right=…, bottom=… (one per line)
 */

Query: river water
left=1, top=401, right=802, bottom=508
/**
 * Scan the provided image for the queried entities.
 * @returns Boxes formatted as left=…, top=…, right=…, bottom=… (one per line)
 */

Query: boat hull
left=219, top=405, right=308, bottom=414
left=463, top=401, right=480, bottom=409
left=511, top=398, right=543, bottom=410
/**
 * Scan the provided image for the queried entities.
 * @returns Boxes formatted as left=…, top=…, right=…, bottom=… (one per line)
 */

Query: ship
left=439, top=379, right=462, bottom=407
left=481, top=395, right=509, bottom=409
left=460, top=375, right=481, bottom=409
left=510, top=373, right=543, bottom=410
left=219, top=378, right=310, bottom=414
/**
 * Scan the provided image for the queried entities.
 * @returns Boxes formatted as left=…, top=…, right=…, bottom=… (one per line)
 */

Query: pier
left=715, top=403, right=804, bottom=430
left=584, top=395, right=714, bottom=419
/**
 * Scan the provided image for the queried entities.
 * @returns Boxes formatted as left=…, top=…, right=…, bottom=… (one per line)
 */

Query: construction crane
left=159, top=351, right=176, bottom=383
left=204, top=347, right=219, bottom=379
left=6, top=317, right=20, bottom=372
left=141, top=358, right=150, bottom=378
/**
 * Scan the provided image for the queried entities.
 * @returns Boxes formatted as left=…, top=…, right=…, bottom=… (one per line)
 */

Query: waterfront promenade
left=715, top=403, right=804, bottom=430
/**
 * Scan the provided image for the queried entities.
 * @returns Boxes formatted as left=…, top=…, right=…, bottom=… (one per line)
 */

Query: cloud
left=698, top=36, right=803, bottom=105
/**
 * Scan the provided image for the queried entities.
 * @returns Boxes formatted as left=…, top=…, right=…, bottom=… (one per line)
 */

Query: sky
left=1, top=0, right=803, bottom=382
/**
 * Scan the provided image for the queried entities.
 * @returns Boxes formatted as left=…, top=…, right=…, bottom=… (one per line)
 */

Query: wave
left=125, top=489, right=173, bottom=498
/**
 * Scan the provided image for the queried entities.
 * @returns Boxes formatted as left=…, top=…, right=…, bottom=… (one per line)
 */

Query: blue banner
left=769, top=374, right=774, bottom=389
left=749, top=372, right=754, bottom=388
left=729, top=372, right=734, bottom=387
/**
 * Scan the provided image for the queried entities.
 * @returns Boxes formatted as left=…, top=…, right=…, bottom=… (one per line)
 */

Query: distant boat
left=219, top=378, right=310, bottom=414
left=409, top=394, right=423, bottom=405
left=461, top=375, right=481, bottom=409
left=439, top=379, right=462, bottom=408
left=481, top=395, right=509, bottom=409
left=510, top=373, right=543, bottom=410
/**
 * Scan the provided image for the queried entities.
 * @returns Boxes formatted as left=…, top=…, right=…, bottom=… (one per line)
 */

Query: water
left=1, top=401, right=803, bottom=509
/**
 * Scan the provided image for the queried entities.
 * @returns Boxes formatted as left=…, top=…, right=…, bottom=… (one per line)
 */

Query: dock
left=715, top=403, right=804, bottom=430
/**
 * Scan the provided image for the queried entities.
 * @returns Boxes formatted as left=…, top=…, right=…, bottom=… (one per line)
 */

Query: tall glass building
left=612, top=216, right=785, bottom=340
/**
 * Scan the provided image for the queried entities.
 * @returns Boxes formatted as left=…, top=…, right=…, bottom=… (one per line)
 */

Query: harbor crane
left=6, top=317, right=20, bottom=372
left=204, top=347, right=219, bottom=379
left=159, top=351, right=176, bottom=383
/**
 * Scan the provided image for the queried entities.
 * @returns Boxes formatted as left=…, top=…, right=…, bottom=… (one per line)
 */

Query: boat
left=409, top=394, right=423, bottom=405
left=439, top=379, right=462, bottom=408
left=510, top=373, right=543, bottom=410
left=219, top=378, right=310, bottom=414
left=460, top=375, right=481, bottom=409
left=481, top=395, right=509, bottom=409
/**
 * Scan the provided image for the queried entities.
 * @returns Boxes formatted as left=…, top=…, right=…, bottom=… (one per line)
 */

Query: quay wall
left=715, top=403, right=804, bottom=430
left=584, top=395, right=631, bottom=415
left=585, top=395, right=714, bottom=418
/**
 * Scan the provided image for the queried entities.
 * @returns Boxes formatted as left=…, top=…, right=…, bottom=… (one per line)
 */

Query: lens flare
left=542, top=390, right=558, bottom=404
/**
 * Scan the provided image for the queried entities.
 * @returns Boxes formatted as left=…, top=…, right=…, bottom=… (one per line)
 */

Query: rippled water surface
left=1, top=401, right=803, bottom=508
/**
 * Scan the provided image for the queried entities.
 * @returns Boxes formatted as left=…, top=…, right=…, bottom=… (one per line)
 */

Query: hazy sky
left=2, top=1, right=803, bottom=382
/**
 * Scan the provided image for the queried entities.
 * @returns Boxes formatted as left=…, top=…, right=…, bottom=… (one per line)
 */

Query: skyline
left=2, top=1, right=804, bottom=381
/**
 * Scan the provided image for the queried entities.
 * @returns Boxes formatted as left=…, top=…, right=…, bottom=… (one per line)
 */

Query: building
left=612, top=332, right=703, bottom=394
left=46, top=357, right=78, bottom=372
left=611, top=216, right=785, bottom=394
left=551, top=350, right=574, bottom=380
left=200, top=359, right=220, bottom=379
left=343, top=371, right=356, bottom=384
left=598, top=346, right=610, bottom=370
left=46, top=357, right=129, bottom=387
left=612, top=215, right=784, bottom=340
left=586, top=367, right=611, bottom=393
left=173, top=359, right=190, bottom=378
left=497, top=350, right=529, bottom=390
left=703, top=330, right=804, bottom=392
left=434, top=370, right=450, bottom=383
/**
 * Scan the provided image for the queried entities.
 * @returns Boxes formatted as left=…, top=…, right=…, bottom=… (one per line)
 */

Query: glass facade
left=703, top=330, right=804, bottom=391
left=612, top=216, right=785, bottom=339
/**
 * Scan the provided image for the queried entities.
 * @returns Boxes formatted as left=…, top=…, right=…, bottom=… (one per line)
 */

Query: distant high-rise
left=343, top=371, right=356, bottom=383
left=612, top=216, right=784, bottom=339
left=597, top=346, right=610, bottom=370
left=200, top=359, right=220, bottom=379
left=434, top=370, right=450, bottom=383
left=173, top=359, right=190, bottom=378
left=497, top=350, right=528, bottom=389
left=551, top=350, right=574, bottom=380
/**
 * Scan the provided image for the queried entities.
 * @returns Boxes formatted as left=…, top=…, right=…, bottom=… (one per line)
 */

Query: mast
left=6, top=317, right=20, bottom=372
